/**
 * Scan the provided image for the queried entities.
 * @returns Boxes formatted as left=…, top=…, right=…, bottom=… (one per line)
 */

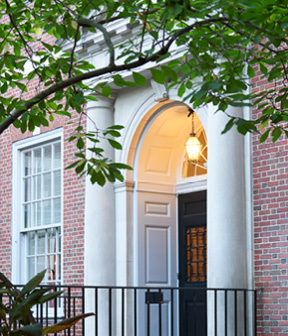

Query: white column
left=84, top=96, right=116, bottom=335
left=207, top=107, right=248, bottom=335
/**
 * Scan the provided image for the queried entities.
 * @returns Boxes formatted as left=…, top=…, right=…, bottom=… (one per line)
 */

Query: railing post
left=109, top=288, right=112, bottom=336
left=95, top=288, right=98, bottom=336
left=254, top=290, right=257, bottom=336
left=121, top=288, right=124, bottom=336
left=214, top=289, right=217, bottom=336
left=134, top=288, right=137, bottom=336
left=0, top=294, right=2, bottom=336
left=234, top=290, right=237, bottom=336
left=147, top=289, right=150, bottom=336
left=170, top=289, right=174, bottom=336
left=225, top=290, right=228, bottom=336
left=67, top=287, right=71, bottom=336
left=54, top=286, right=57, bottom=331
left=244, top=290, right=247, bottom=336
left=82, top=287, right=85, bottom=336
left=158, top=289, right=162, bottom=336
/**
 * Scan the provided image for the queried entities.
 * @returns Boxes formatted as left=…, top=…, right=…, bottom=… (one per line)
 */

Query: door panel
left=146, top=226, right=169, bottom=283
left=178, top=191, right=207, bottom=336
left=137, top=191, right=177, bottom=336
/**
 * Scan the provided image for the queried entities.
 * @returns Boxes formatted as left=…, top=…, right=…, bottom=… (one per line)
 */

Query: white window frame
left=12, top=128, right=63, bottom=285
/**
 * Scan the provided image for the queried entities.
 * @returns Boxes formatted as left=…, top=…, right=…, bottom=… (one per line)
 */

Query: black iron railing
left=1, top=286, right=257, bottom=336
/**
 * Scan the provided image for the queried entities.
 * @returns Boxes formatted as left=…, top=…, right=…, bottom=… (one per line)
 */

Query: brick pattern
left=252, top=64, right=288, bottom=335
left=0, top=129, right=13, bottom=278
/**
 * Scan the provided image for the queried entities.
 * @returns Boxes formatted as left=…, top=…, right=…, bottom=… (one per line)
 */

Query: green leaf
left=259, top=119, right=268, bottom=130
left=65, top=161, right=79, bottom=170
left=75, top=160, right=86, bottom=174
left=151, top=68, right=166, bottom=84
left=38, top=290, right=63, bottom=304
left=75, top=91, right=84, bottom=104
left=161, top=65, right=178, bottom=81
left=11, top=323, right=42, bottom=336
left=101, top=86, right=112, bottom=97
left=15, top=82, right=27, bottom=92
left=260, top=128, right=270, bottom=142
left=1, top=82, right=8, bottom=94
left=247, top=65, right=255, bottom=78
left=17, top=270, right=46, bottom=298
left=77, top=138, right=85, bottom=150
left=272, top=127, right=282, bottom=142
left=178, top=83, right=186, bottom=97
left=110, top=163, right=133, bottom=170
left=85, top=95, right=98, bottom=101
left=132, top=72, right=147, bottom=87
left=107, top=125, right=124, bottom=130
left=221, top=118, right=235, bottom=134
left=113, top=75, right=125, bottom=87
left=0, top=272, right=13, bottom=289
left=91, top=170, right=105, bottom=186
left=42, top=313, right=94, bottom=335
left=108, top=139, right=122, bottom=150
left=105, top=130, right=121, bottom=137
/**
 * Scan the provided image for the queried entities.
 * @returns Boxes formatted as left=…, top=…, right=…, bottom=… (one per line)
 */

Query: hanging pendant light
left=185, top=110, right=202, bottom=164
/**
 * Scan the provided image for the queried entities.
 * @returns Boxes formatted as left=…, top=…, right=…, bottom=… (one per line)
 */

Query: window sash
left=24, top=227, right=61, bottom=285
left=19, top=138, right=62, bottom=285
left=21, top=141, right=62, bottom=230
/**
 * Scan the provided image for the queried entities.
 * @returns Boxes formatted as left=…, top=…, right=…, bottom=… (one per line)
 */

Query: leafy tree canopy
left=0, top=0, right=288, bottom=184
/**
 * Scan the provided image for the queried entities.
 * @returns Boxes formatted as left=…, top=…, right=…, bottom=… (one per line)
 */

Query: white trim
left=12, top=128, right=63, bottom=284
left=175, top=178, right=207, bottom=194
left=244, top=104, right=254, bottom=291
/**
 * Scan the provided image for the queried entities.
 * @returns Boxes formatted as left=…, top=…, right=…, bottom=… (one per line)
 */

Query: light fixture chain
left=192, top=111, right=194, bottom=134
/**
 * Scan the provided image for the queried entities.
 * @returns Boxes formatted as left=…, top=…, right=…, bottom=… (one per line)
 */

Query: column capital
left=114, top=180, right=135, bottom=193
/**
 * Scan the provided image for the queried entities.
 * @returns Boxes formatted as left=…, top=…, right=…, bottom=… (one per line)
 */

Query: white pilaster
left=207, top=107, right=248, bottom=335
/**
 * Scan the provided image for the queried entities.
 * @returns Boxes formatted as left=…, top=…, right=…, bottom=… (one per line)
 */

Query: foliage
left=1, top=0, right=288, bottom=183
left=0, top=270, right=93, bottom=336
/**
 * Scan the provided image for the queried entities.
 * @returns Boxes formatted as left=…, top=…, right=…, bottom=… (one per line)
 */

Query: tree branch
left=5, top=0, right=33, bottom=58
left=78, top=18, right=115, bottom=66
left=68, top=24, right=80, bottom=78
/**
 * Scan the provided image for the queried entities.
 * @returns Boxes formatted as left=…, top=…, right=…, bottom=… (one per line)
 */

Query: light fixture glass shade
left=185, top=133, right=202, bottom=162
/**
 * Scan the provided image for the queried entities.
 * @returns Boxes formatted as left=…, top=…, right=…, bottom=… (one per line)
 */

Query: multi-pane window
left=185, top=227, right=207, bottom=283
left=21, top=141, right=62, bottom=285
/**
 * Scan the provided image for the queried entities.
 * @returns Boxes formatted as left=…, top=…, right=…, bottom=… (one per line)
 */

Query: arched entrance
left=134, top=102, right=207, bottom=335
left=85, top=91, right=251, bottom=336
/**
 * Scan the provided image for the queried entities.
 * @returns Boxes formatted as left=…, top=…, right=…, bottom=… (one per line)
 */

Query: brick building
left=0, top=19, right=287, bottom=336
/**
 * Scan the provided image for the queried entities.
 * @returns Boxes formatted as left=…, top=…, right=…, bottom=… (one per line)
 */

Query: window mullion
left=45, top=229, right=48, bottom=283
left=35, top=231, right=38, bottom=277
left=56, top=228, right=59, bottom=284
left=52, top=144, right=55, bottom=225
left=31, top=150, right=34, bottom=229
left=41, top=147, right=44, bottom=227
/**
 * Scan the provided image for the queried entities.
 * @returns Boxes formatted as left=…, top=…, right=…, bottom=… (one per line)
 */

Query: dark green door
left=178, top=191, right=207, bottom=336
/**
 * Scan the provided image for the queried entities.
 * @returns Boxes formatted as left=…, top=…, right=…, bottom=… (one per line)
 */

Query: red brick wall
left=0, top=111, right=86, bottom=286
left=0, top=129, right=13, bottom=278
left=252, top=64, right=288, bottom=335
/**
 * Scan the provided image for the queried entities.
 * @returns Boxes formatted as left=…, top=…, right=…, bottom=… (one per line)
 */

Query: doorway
left=178, top=191, right=207, bottom=336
